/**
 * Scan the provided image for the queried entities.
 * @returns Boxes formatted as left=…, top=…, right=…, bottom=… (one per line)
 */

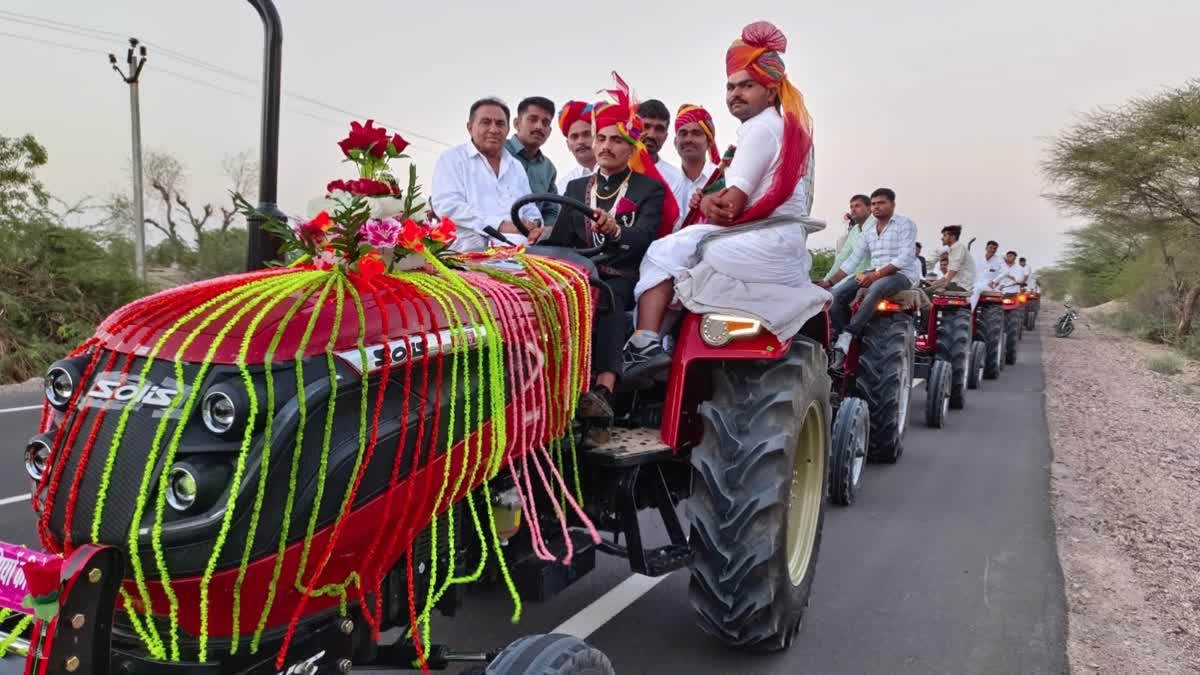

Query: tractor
left=0, top=5, right=836, bottom=660
left=912, top=286, right=975, bottom=429
left=823, top=285, right=920, bottom=506
left=973, top=291, right=1008, bottom=381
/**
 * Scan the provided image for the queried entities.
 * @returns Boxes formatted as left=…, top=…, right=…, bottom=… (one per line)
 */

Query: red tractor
left=912, top=287, right=975, bottom=428
left=823, top=287, right=919, bottom=506
left=973, top=291, right=1008, bottom=380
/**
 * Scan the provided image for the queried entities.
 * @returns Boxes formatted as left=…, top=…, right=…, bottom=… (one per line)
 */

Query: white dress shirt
left=994, top=262, right=1026, bottom=293
left=673, top=160, right=718, bottom=231
left=723, top=107, right=814, bottom=220
left=655, top=159, right=691, bottom=230
left=431, top=142, right=543, bottom=252
left=556, top=163, right=595, bottom=193
left=839, top=213, right=922, bottom=284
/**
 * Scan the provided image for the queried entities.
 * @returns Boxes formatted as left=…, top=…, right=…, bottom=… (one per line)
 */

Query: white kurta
left=430, top=142, right=542, bottom=251
left=557, top=163, right=595, bottom=193
left=634, top=107, right=829, bottom=341
left=655, top=159, right=692, bottom=231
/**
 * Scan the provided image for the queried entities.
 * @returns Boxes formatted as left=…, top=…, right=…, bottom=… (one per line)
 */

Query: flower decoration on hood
left=238, top=119, right=454, bottom=273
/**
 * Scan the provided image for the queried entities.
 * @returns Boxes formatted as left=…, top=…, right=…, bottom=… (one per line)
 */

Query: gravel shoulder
left=1041, top=302, right=1200, bottom=674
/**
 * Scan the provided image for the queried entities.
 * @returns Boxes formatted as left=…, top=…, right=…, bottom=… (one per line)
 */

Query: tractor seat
left=979, top=289, right=1004, bottom=299
left=852, top=287, right=930, bottom=312
left=933, top=289, right=972, bottom=299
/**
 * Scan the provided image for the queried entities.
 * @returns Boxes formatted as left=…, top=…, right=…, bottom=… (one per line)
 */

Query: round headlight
left=167, top=464, right=198, bottom=511
left=202, top=390, right=237, bottom=435
left=45, top=365, right=76, bottom=409
left=24, top=438, right=51, bottom=481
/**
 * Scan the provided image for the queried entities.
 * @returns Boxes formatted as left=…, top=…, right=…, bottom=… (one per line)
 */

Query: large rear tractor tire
left=485, top=634, right=614, bottom=675
left=852, top=313, right=914, bottom=463
left=924, top=358, right=951, bottom=428
left=828, top=396, right=869, bottom=507
left=967, top=341, right=986, bottom=390
left=937, top=309, right=971, bottom=410
left=980, top=305, right=1004, bottom=380
left=1005, top=310, right=1020, bottom=365
left=688, top=337, right=831, bottom=651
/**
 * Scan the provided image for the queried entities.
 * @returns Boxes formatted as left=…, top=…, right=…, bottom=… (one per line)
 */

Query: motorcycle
left=1055, top=305, right=1079, bottom=338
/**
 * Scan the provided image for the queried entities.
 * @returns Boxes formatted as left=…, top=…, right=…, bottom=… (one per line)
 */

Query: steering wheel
left=508, top=193, right=609, bottom=258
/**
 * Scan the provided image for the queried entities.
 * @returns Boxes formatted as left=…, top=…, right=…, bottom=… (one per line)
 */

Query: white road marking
left=0, top=405, right=41, bottom=414
left=551, top=573, right=671, bottom=639
left=0, top=494, right=31, bottom=506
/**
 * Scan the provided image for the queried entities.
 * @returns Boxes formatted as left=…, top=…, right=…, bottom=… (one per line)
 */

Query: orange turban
left=674, top=104, right=719, bottom=165
left=558, top=100, right=593, bottom=136
left=723, top=21, right=815, bottom=224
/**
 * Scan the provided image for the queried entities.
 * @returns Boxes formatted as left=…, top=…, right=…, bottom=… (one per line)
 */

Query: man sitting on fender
left=544, top=86, right=672, bottom=425
left=623, top=21, right=829, bottom=381
left=818, top=187, right=922, bottom=367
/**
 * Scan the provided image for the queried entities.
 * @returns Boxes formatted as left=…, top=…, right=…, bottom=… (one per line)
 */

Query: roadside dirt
left=1041, top=302, right=1200, bottom=674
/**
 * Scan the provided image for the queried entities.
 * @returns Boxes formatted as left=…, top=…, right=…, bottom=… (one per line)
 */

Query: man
left=673, top=104, right=720, bottom=228
left=625, top=21, right=827, bottom=377
left=993, top=250, right=1026, bottom=295
left=544, top=98, right=667, bottom=421
left=431, top=97, right=543, bottom=251
left=1019, top=256, right=1035, bottom=290
left=637, top=99, right=691, bottom=233
left=505, top=96, right=560, bottom=227
left=915, top=241, right=928, bottom=278
left=925, top=225, right=975, bottom=294
left=818, top=188, right=922, bottom=364
left=824, top=194, right=874, bottom=283
left=976, top=240, right=1003, bottom=286
left=938, top=253, right=950, bottom=278
left=556, top=100, right=596, bottom=192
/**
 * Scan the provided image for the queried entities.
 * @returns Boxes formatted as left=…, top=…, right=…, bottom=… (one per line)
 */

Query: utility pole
left=109, top=38, right=148, bottom=281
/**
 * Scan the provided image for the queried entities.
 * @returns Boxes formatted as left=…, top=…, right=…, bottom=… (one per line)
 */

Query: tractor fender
left=660, top=312, right=830, bottom=450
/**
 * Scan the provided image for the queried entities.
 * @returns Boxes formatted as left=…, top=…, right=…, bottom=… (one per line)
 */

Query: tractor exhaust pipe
left=245, top=0, right=286, bottom=271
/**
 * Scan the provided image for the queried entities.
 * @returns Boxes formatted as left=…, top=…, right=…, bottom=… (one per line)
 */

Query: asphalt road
left=0, top=329, right=1068, bottom=674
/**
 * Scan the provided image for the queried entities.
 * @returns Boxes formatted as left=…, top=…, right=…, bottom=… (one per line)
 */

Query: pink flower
left=362, top=217, right=403, bottom=248
left=615, top=197, right=638, bottom=217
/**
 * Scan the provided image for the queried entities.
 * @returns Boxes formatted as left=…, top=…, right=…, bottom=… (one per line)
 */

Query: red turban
left=675, top=104, right=719, bottom=165
left=590, top=72, right=680, bottom=237
left=558, top=100, right=593, bottom=136
left=723, top=21, right=814, bottom=224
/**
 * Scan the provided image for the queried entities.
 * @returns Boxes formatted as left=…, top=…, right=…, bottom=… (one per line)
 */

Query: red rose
left=22, top=556, right=63, bottom=599
left=390, top=134, right=409, bottom=155
left=327, top=179, right=394, bottom=197
left=337, top=120, right=391, bottom=159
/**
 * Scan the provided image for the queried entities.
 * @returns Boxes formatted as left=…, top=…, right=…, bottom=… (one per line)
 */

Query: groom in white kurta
left=623, top=20, right=831, bottom=378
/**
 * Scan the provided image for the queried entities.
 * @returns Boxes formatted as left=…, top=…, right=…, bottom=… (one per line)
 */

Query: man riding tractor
left=914, top=225, right=978, bottom=425
left=817, top=188, right=922, bottom=465
left=992, top=250, right=1026, bottom=364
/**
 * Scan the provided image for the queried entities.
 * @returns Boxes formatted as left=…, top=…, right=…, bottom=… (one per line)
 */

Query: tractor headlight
left=24, top=436, right=51, bottom=481
left=700, top=314, right=763, bottom=347
left=167, top=464, right=198, bottom=511
left=45, top=360, right=81, bottom=410
left=201, top=389, right=238, bottom=435
left=166, top=459, right=231, bottom=513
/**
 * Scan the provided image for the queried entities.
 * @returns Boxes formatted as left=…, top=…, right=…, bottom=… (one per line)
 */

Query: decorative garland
left=28, top=120, right=600, bottom=673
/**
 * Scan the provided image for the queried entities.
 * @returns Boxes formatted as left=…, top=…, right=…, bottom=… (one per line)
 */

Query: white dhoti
left=634, top=217, right=833, bottom=341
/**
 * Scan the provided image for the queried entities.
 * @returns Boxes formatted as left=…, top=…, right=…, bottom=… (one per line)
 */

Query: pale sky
left=3, top=1, right=1198, bottom=269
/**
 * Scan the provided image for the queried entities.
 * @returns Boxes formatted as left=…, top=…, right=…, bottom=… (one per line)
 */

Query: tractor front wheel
left=925, top=358, right=951, bottom=428
left=485, top=634, right=614, bottom=675
left=828, top=396, right=869, bottom=506
left=967, top=341, right=986, bottom=390
left=688, top=337, right=831, bottom=651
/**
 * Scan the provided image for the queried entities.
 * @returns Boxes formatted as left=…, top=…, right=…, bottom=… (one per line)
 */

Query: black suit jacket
left=545, top=169, right=665, bottom=278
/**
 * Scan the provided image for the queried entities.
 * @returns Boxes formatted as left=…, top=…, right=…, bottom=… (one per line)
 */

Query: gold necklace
left=591, top=171, right=631, bottom=202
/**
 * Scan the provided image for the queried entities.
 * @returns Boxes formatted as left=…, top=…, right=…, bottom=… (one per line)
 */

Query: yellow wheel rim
left=786, top=401, right=826, bottom=586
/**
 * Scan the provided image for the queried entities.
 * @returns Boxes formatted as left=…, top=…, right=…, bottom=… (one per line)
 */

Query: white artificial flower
left=369, top=196, right=407, bottom=220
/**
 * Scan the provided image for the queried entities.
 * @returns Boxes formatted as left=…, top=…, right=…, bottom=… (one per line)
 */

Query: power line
left=0, top=27, right=442, bottom=156
left=0, top=10, right=454, bottom=149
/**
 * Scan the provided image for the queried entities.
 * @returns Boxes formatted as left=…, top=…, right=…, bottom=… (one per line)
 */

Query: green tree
left=809, top=247, right=836, bottom=280
left=1043, top=79, right=1200, bottom=338
left=0, top=134, right=51, bottom=219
